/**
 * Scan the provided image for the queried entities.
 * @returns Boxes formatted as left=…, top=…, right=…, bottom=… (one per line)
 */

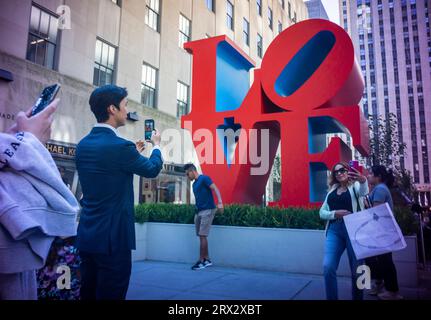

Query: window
left=177, top=82, right=189, bottom=118
left=280, top=0, right=285, bottom=9
left=257, top=33, right=263, bottom=58
left=268, top=7, right=273, bottom=29
left=407, top=70, right=412, bottom=80
left=227, top=1, right=234, bottom=30
left=278, top=21, right=282, bottom=34
left=26, top=5, right=59, bottom=69
left=243, top=18, right=250, bottom=46
left=111, top=0, right=120, bottom=6
left=206, top=0, right=214, bottom=12
left=145, top=0, right=160, bottom=32
left=288, top=2, right=291, bottom=19
left=256, top=0, right=262, bottom=16
left=416, top=69, right=422, bottom=81
left=93, top=39, right=116, bottom=86
left=179, top=14, right=191, bottom=48
left=141, top=63, right=157, bottom=108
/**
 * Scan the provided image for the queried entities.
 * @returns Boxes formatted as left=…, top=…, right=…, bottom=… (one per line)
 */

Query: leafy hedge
left=393, top=206, right=419, bottom=236
left=135, top=203, right=419, bottom=236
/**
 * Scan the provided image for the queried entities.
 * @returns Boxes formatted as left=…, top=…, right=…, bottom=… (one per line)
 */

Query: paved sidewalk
left=126, top=260, right=431, bottom=300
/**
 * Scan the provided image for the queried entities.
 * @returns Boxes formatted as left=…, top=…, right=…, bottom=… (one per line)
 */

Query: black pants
left=417, top=225, right=431, bottom=263
left=366, top=252, right=399, bottom=292
left=79, top=250, right=132, bottom=300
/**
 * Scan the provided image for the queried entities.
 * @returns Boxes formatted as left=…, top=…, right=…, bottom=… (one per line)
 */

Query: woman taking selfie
left=320, top=162, right=368, bottom=300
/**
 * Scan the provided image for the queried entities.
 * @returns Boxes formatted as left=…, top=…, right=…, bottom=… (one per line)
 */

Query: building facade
left=305, top=0, right=329, bottom=19
left=0, top=0, right=308, bottom=205
left=340, top=0, right=431, bottom=205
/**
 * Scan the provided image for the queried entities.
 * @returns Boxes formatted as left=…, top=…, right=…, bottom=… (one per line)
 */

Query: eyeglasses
left=334, top=168, right=348, bottom=176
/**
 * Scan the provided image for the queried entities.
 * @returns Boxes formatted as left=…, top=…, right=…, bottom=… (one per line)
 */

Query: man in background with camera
left=76, top=85, right=163, bottom=300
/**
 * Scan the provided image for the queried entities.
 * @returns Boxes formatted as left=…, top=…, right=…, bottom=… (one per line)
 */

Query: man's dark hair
left=371, top=165, right=395, bottom=188
left=183, top=163, right=197, bottom=172
left=89, top=85, right=128, bottom=123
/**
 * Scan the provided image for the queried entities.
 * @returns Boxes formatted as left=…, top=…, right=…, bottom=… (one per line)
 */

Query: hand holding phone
left=150, top=129, right=161, bottom=146
left=31, top=84, right=61, bottom=117
left=348, top=160, right=366, bottom=183
left=349, top=160, right=359, bottom=172
left=12, top=98, right=59, bottom=144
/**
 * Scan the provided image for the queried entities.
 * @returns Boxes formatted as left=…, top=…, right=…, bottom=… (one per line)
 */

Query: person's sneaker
left=378, top=290, right=404, bottom=300
left=203, top=259, right=213, bottom=267
left=191, top=260, right=205, bottom=270
left=368, top=281, right=384, bottom=296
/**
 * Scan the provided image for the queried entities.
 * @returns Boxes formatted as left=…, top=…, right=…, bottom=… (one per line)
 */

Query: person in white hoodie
left=0, top=99, right=79, bottom=300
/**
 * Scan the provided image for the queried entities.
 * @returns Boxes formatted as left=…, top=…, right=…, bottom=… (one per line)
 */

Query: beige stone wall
left=0, top=50, right=180, bottom=203
left=0, top=0, right=308, bottom=118
left=0, top=0, right=309, bottom=204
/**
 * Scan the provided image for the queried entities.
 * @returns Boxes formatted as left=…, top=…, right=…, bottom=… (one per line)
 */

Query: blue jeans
left=323, top=220, right=364, bottom=300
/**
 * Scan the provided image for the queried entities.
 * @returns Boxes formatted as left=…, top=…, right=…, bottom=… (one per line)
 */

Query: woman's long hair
left=328, top=162, right=354, bottom=188
left=371, top=165, right=395, bottom=188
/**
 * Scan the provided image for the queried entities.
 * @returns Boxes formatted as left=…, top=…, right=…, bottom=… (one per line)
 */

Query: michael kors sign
left=45, top=142, right=76, bottom=159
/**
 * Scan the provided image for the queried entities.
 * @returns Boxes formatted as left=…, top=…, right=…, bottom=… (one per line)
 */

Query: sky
left=321, top=0, right=340, bottom=25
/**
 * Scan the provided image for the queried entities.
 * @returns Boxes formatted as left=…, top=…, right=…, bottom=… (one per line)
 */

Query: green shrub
left=393, top=206, right=419, bottom=236
left=134, top=203, right=325, bottom=229
left=134, top=203, right=417, bottom=236
left=135, top=203, right=195, bottom=224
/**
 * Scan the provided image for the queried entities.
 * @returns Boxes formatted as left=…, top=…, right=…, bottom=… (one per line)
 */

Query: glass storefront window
left=139, top=165, right=189, bottom=204
left=45, top=141, right=82, bottom=202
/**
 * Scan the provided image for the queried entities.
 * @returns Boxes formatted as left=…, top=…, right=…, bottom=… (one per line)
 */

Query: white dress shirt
left=93, top=123, right=162, bottom=155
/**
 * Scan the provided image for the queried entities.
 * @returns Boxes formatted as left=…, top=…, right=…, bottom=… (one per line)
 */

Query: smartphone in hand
left=144, top=119, right=155, bottom=141
left=349, top=160, right=359, bottom=172
left=31, top=84, right=61, bottom=117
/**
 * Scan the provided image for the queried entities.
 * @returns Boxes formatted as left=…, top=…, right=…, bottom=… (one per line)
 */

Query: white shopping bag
left=343, top=203, right=407, bottom=260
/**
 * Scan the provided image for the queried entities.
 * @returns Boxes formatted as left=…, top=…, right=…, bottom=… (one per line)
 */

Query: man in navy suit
left=76, top=85, right=163, bottom=300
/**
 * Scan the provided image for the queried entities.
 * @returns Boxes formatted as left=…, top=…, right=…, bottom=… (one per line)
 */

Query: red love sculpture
left=182, top=19, right=369, bottom=207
